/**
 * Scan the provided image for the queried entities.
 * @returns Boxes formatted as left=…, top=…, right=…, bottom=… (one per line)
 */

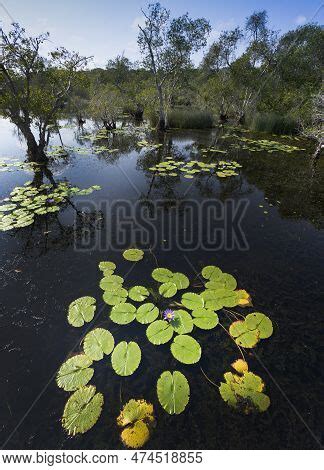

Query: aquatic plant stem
left=219, top=322, right=246, bottom=361
left=200, top=365, right=219, bottom=388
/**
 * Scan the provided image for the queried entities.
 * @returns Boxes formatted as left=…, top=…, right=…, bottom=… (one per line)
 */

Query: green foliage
left=157, top=371, right=190, bottom=414
left=136, top=303, right=159, bottom=324
left=229, top=312, right=273, bottom=348
left=111, top=341, right=141, bottom=376
left=249, top=112, right=298, bottom=135
left=56, top=355, right=94, bottom=391
left=167, top=109, right=214, bottom=129
left=123, top=249, right=144, bottom=262
left=110, top=303, right=136, bottom=325
left=170, top=335, right=202, bottom=364
left=128, top=286, right=149, bottom=302
left=68, top=296, right=96, bottom=327
left=83, top=328, right=115, bottom=361
left=146, top=320, right=174, bottom=345
left=62, top=385, right=104, bottom=435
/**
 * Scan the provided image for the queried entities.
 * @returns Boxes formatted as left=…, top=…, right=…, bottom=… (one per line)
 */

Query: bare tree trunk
left=157, top=83, right=167, bottom=131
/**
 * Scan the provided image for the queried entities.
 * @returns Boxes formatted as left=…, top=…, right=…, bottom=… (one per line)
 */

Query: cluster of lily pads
left=0, top=181, right=101, bottom=231
left=148, top=157, right=242, bottom=179
left=0, top=157, right=42, bottom=173
left=237, top=137, right=305, bottom=153
left=56, top=250, right=273, bottom=448
left=137, top=140, right=163, bottom=150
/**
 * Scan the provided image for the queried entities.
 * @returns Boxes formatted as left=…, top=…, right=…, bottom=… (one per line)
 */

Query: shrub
left=249, top=112, right=299, bottom=135
left=167, top=108, right=214, bottom=129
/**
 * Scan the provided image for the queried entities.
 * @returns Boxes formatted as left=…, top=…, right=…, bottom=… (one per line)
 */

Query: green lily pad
left=67, top=296, right=96, bottom=327
left=159, top=282, right=177, bottom=298
left=245, top=312, right=273, bottom=339
left=62, top=385, right=104, bottom=435
left=136, top=303, right=159, bottom=324
left=151, top=268, right=173, bottom=283
left=170, top=310, right=193, bottom=334
left=170, top=335, right=201, bottom=364
left=157, top=371, right=190, bottom=414
left=201, top=265, right=222, bottom=280
left=128, top=286, right=149, bottom=302
left=98, top=261, right=116, bottom=274
left=99, top=274, right=123, bottom=291
left=200, top=290, right=223, bottom=310
left=111, top=341, right=141, bottom=376
left=229, top=321, right=260, bottom=348
left=181, top=292, right=204, bottom=310
left=172, top=273, right=189, bottom=290
left=192, top=308, right=219, bottom=329
left=83, top=328, right=115, bottom=361
left=146, top=320, right=174, bottom=345
left=56, top=354, right=94, bottom=391
left=110, top=303, right=136, bottom=324
left=103, top=287, right=128, bottom=305
left=123, top=249, right=144, bottom=262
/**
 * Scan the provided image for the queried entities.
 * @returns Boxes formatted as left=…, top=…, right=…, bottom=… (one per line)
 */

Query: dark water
left=0, top=118, right=323, bottom=450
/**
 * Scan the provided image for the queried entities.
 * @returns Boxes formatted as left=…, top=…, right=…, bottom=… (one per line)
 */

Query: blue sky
left=1, top=0, right=323, bottom=67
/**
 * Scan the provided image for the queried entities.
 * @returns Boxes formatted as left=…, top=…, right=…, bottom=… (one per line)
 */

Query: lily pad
left=229, top=320, right=260, bottom=348
left=181, top=292, right=204, bottom=311
left=170, top=335, right=201, bottom=364
left=152, top=267, right=173, bottom=283
left=136, top=303, right=159, bottom=324
left=245, top=312, right=273, bottom=339
left=117, top=399, right=155, bottom=449
left=98, top=261, right=116, bottom=275
left=172, top=273, right=189, bottom=290
left=62, top=385, right=104, bottom=435
left=110, top=303, right=136, bottom=325
left=67, top=296, right=96, bottom=327
left=192, top=308, right=219, bottom=330
left=123, top=249, right=144, bottom=262
left=146, top=320, right=174, bottom=345
left=128, top=286, right=149, bottom=302
left=157, top=371, right=190, bottom=414
left=99, top=274, right=123, bottom=291
left=56, top=354, right=94, bottom=391
left=159, top=282, right=177, bottom=298
left=201, top=265, right=222, bottom=280
left=111, top=341, right=141, bottom=376
left=83, top=328, right=115, bottom=360
left=170, top=310, right=193, bottom=334
left=103, top=287, right=128, bottom=306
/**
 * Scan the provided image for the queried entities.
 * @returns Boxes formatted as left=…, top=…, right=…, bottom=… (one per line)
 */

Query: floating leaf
left=117, top=399, right=155, bottom=449
left=111, top=341, right=141, bottom=376
left=110, top=303, right=136, bottom=324
left=146, top=320, right=173, bottom=345
left=170, top=335, right=201, bottom=364
left=206, top=273, right=237, bottom=291
left=99, top=274, right=123, bottom=291
left=62, top=385, right=104, bottom=435
left=170, top=310, right=193, bottom=334
left=136, top=303, right=159, bottom=324
left=172, top=273, right=189, bottom=290
left=152, top=268, right=173, bottom=283
left=245, top=312, right=273, bottom=339
left=123, top=249, right=144, bottom=262
left=67, top=297, right=96, bottom=328
left=128, top=286, right=149, bottom=302
left=201, top=265, right=222, bottom=280
left=200, top=290, right=223, bottom=310
left=219, top=371, right=270, bottom=413
left=157, top=371, right=190, bottom=414
left=56, top=355, right=94, bottom=391
left=83, top=328, right=114, bottom=360
left=231, top=359, right=248, bottom=374
left=229, top=320, right=260, bottom=348
left=192, top=308, right=219, bottom=330
left=159, top=282, right=177, bottom=298
left=103, top=287, right=128, bottom=306
left=98, top=261, right=116, bottom=274
left=181, top=292, right=204, bottom=311
left=236, top=289, right=252, bottom=307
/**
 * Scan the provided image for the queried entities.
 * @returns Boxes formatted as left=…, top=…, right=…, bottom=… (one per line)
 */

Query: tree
left=0, top=23, right=89, bottom=161
left=201, top=28, right=243, bottom=73
left=138, top=2, right=210, bottom=130
left=245, top=10, right=268, bottom=42
left=88, top=85, right=123, bottom=130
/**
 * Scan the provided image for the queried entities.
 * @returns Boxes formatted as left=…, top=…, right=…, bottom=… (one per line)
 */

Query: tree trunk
left=157, top=83, right=167, bottom=131
left=19, top=123, right=48, bottom=162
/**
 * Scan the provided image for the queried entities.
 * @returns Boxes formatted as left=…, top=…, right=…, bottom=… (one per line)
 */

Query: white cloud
left=295, top=15, right=307, bottom=25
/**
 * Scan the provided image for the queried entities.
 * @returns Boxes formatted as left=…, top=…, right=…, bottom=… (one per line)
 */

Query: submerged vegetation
left=57, top=250, right=273, bottom=448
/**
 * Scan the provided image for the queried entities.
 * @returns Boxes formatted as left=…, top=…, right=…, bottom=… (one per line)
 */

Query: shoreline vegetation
left=0, top=3, right=323, bottom=162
